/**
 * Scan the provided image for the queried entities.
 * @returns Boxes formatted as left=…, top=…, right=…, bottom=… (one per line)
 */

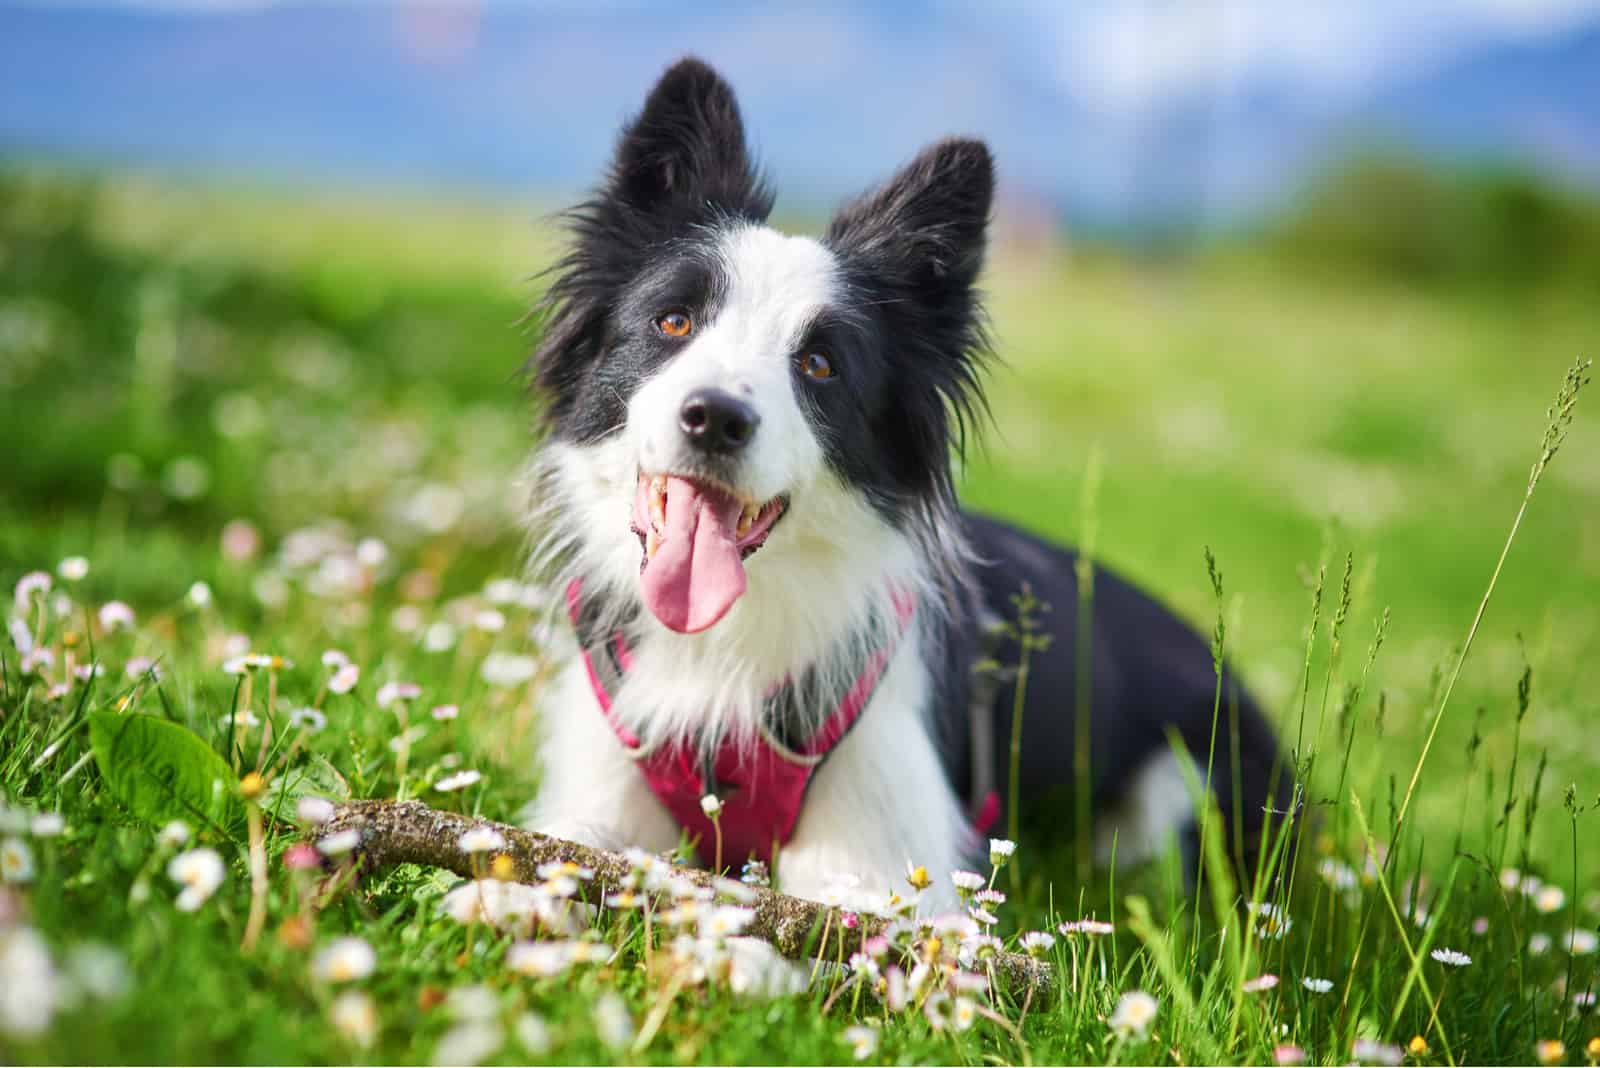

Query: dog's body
left=524, top=59, right=1287, bottom=910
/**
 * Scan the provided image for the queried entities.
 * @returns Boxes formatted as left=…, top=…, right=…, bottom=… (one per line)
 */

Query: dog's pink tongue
left=639, top=477, right=747, bottom=633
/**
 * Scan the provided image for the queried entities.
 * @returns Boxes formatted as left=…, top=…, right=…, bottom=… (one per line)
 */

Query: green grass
left=1, top=167, right=1597, bottom=1065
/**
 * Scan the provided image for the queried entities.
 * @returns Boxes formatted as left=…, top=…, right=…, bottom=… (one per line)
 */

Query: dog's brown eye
left=800, top=352, right=834, bottom=381
left=656, top=310, right=693, bottom=338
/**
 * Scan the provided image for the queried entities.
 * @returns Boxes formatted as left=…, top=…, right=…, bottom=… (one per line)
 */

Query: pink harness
left=567, top=581, right=918, bottom=867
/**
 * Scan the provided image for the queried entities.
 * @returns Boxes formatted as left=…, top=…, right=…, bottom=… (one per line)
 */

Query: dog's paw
left=520, top=814, right=630, bottom=854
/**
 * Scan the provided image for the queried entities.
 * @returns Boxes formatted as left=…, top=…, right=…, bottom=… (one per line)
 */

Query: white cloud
left=1026, top=0, right=1600, bottom=116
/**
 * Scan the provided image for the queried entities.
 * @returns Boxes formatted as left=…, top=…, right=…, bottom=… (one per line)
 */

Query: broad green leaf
left=89, top=710, right=242, bottom=835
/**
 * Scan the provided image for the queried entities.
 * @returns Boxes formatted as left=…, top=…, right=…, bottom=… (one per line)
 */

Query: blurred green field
left=1, top=166, right=1597, bottom=1064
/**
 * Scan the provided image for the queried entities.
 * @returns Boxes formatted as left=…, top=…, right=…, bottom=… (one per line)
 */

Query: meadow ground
left=1, top=169, right=1597, bottom=1064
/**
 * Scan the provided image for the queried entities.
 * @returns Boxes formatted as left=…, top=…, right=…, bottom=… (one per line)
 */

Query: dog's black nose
left=679, top=388, right=759, bottom=453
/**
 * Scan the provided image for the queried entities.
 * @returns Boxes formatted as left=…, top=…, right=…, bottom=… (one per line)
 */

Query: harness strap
left=566, top=578, right=916, bottom=865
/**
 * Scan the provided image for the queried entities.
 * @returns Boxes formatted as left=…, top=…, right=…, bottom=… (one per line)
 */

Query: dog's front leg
left=776, top=643, right=969, bottom=914
left=521, top=660, right=681, bottom=854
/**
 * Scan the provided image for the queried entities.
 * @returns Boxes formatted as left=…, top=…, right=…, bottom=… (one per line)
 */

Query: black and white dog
left=523, top=58, right=1287, bottom=910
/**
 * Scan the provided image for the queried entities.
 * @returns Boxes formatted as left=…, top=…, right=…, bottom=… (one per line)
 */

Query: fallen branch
left=318, top=799, right=1052, bottom=997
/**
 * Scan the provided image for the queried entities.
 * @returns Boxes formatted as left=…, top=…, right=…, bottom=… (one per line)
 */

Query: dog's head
left=529, top=58, right=992, bottom=637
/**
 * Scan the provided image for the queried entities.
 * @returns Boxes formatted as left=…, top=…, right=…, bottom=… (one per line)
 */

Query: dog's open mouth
left=629, top=473, right=787, bottom=634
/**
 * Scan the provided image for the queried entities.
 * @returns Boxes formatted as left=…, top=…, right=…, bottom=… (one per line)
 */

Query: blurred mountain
left=1, top=2, right=1596, bottom=227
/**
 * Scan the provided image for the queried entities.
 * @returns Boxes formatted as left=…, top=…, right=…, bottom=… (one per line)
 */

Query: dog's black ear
left=826, top=138, right=993, bottom=297
left=529, top=59, right=770, bottom=434
left=607, top=57, right=771, bottom=222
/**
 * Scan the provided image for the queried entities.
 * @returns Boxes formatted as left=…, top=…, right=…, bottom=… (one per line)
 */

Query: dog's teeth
left=646, top=529, right=661, bottom=560
left=649, top=477, right=667, bottom=529
left=737, top=503, right=759, bottom=538
left=737, top=513, right=752, bottom=537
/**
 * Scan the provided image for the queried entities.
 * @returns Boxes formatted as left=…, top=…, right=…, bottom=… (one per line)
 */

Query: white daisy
left=1108, top=990, right=1159, bottom=1038
left=167, top=847, right=225, bottom=911
left=458, top=827, right=508, bottom=854
left=313, top=937, right=377, bottom=983
left=329, top=990, right=378, bottom=1048
left=434, top=770, right=483, bottom=793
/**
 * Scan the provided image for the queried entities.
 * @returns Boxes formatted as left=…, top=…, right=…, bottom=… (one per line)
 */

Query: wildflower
left=1473, top=916, right=1490, bottom=936
left=376, top=681, right=421, bottom=708
left=1108, top=990, right=1159, bottom=1039
left=290, top=795, right=335, bottom=827
left=186, top=581, right=213, bottom=608
left=1431, top=947, right=1472, bottom=967
left=950, top=969, right=990, bottom=993
left=1573, top=991, right=1596, bottom=1012
left=222, top=653, right=274, bottom=675
left=906, top=863, right=931, bottom=891
left=1409, top=1034, right=1430, bottom=1056
left=484, top=578, right=523, bottom=604
left=514, top=1012, right=552, bottom=1056
left=67, top=942, right=129, bottom=1001
left=970, top=906, right=999, bottom=927
left=283, top=844, right=321, bottom=872
left=1568, top=929, right=1599, bottom=956
left=56, top=556, right=89, bottom=582
left=1353, top=1038, right=1404, bottom=1065
left=1, top=839, right=34, bottom=883
left=924, top=990, right=954, bottom=1031
left=1538, top=886, right=1569, bottom=914
left=124, top=656, right=159, bottom=681
left=6, top=618, right=30, bottom=656
left=458, top=827, right=508, bottom=854
left=1587, top=1036, right=1600, bottom=1061
left=700, top=793, right=723, bottom=819
left=0, top=926, right=63, bottom=1038
left=700, top=905, right=755, bottom=941
left=1531, top=933, right=1553, bottom=955
left=1020, top=930, right=1055, bottom=957
left=288, top=706, right=327, bottom=733
left=330, top=989, right=378, bottom=1048
left=432, top=704, right=459, bottom=721
left=884, top=965, right=908, bottom=1012
left=317, top=829, right=361, bottom=856
left=480, top=652, right=538, bottom=687
left=1250, top=901, right=1293, bottom=939
left=314, top=937, right=377, bottom=983
left=14, top=572, right=51, bottom=613
left=1060, top=919, right=1114, bottom=936
left=536, top=860, right=594, bottom=881
left=167, top=847, right=225, bottom=911
left=433, top=1021, right=503, bottom=1067
left=434, top=770, right=482, bottom=793
left=471, top=609, right=506, bottom=633
left=442, top=880, right=563, bottom=935
left=1243, top=973, right=1280, bottom=993
left=422, top=621, right=457, bottom=652
left=31, top=812, right=65, bottom=838
left=1536, top=1039, right=1566, bottom=1065
left=843, top=1023, right=879, bottom=1060
left=1302, top=977, right=1334, bottom=994
left=1274, top=1043, right=1306, bottom=1065
left=592, top=992, right=633, bottom=1052
left=328, top=664, right=360, bottom=694
left=975, top=888, right=1006, bottom=907
left=989, top=838, right=1016, bottom=868
left=98, top=601, right=135, bottom=631
left=950, top=870, right=985, bottom=901
left=504, top=939, right=570, bottom=978
left=158, top=820, right=191, bottom=847
left=355, top=538, right=388, bottom=569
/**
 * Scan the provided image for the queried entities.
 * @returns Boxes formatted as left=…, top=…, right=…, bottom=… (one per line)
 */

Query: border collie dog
left=524, top=58, right=1287, bottom=909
